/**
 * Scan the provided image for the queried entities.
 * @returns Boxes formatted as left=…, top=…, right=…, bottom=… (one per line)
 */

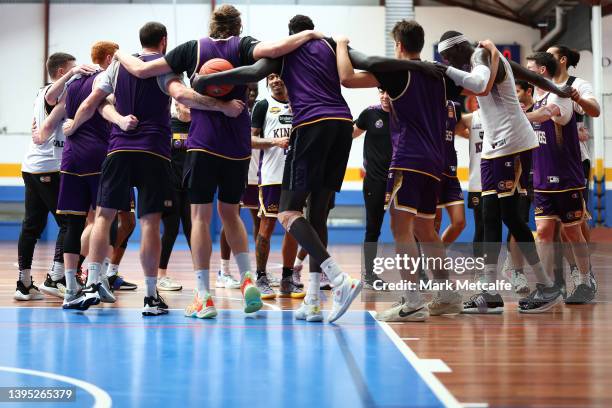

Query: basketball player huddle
left=17, top=4, right=600, bottom=323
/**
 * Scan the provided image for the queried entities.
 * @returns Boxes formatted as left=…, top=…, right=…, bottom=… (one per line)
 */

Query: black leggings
left=363, top=176, right=386, bottom=276
left=18, top=172, right=66, bottom=270
left=471, top=195, right=484, bottom=259
left=64, top=215, right=86, bottom=256
left=159, top=189, right=191, bottom=269
left=483, top=192, right=540, bottom=266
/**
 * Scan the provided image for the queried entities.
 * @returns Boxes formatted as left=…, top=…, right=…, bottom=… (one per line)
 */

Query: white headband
left=437, top=34, right=469, bottom=53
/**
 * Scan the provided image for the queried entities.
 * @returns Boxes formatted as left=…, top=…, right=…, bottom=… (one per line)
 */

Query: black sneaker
left=108, top=275, right=138, bottom=291
left=40, top=274, right=66, bottom=299
left=565, top=283, right=596, bottom=304
left=278, top=277, right=305, bottom=298
left=462, top=291, right=504, bottom=314
left=143, top=292, right=169, bottom=316
left=14, top=280, right=44, bottom=301
left=363, top=274, right=388, bottom=291
left=81, top=283, right=101, bottom=306
left=518, top=284, right=562, bottom=313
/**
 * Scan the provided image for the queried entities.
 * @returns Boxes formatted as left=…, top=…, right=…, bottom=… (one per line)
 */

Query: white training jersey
left=22, top=84, right=64, bottom=173
left=558, top=76, right=593, bottom=162
left=255, top=97, right=293, bottom=185
left=247, top=149, right=260, bottom=185
left=477, top=55, right=538, bottom=159
left=468, top=110, right=484, bottom=192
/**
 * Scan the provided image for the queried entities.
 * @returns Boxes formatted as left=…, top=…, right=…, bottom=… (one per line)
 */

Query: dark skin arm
left=192, top=47, right=443, bottom=92
left=509, top=60, right=571, bottom=98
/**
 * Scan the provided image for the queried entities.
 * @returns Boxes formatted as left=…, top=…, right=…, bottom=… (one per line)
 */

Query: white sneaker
left=216, top=271, right=241, bottom=289
left=376, top=297, right=429, bottom=322
left=14, top=280, right=44, bottom=301
left=510, top=270, right=530, bottom=294
left=328, top=274, right=363, bottom=323
left=157, top=276, right=183, bottom=291
left=294, top=296, right=323, bottom=322
left=428, top=290, right=463, bottom=316
left=98, top=277, right=116, bottom=303
left=267, top=273, right=281, bottom=288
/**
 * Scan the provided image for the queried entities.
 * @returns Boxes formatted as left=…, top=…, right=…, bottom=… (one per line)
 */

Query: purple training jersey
left=188, top=36, right=250, bottom=160
left=532, top=93, right=583, bottom=192
left=389, top=72, right=447, bottom=179
left=444, top=101, right=459, bottom=177
left=62, top=72, right=109, bottom=175
left=280, top=38, right=352, bottom=128
left=109, top=53, right=171, bottom=159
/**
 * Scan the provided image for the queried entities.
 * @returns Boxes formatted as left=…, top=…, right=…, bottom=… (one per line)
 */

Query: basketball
left=199, top=58, right=234, bottom=97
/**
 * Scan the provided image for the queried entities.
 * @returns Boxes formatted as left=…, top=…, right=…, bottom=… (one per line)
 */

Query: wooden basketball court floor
left=1, top=231, right=611, bottom=408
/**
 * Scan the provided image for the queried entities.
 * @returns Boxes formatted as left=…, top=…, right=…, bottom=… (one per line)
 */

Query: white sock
left=234, top=252, right=251, bottom=280
left=221, top=259, right=230, bottom=275
left=145, top=277, right=157, bottom=298
left=106, top=264, right=119, bottom=278
left=532, top=262, right=554, bottom=287
left=482, top=264, right=497, bottom=284
left=65, top=269, right=78, bottom=293
left=195, top=269, right=210, bottom=293
left=101, top=257, right=111, bottom=277
left=50, top=262, right=65, bottom=281
left=321, top=257, right=343, bottom=286
left=307, top=273, right=321, bottom=301
left=19, top=269, right=32, bottom=286
left=294, top=258, right=303, bottom=268
left=87, top=263, right=101, bottom=286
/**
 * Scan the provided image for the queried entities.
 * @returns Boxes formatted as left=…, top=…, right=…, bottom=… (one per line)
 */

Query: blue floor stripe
left=0, top=309, right=447, bottom=408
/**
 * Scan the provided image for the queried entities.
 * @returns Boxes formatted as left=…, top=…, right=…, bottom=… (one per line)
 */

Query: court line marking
left=420, top=359, right=452, bottom=373
left=369, top=311, right=461, bottom=408
left=461, top=403, right=489, bottom=408
left=0, top=366, right=111, bottom=408
left=400, top=337, right=420, bottom=341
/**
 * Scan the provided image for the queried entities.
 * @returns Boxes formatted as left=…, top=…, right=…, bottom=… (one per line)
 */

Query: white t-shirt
left=557, top=76, right=594, bottom=161
left=247, top=150, right=260, bottom=185
left=476, top=56, right=539, bottom=159
left=252, top=97, right=293, bottom=185
left=22, top=84, right=64, bottom=173
left=468, top=110, right=484, bottom=192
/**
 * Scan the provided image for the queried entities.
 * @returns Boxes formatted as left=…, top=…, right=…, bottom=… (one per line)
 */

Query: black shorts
left=184, top=150, right=249, bottom=205
left=97, top=152, right=173, bottom=218
left=583, top=159, right=591, bottom=206
left=282, top=119, right=352, bottom=193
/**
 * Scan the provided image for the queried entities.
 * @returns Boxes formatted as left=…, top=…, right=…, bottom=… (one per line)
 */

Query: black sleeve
left=456, top=106, right=462, bottom=123
left=373, top=71, right=409, bottom=99
left=164, top=40, right=198, bottom=77
left=239, top=36, right=260, bottom=67
left=251, top=99, right=268, bottom=129
left=355, top=108, right=370, bottom=131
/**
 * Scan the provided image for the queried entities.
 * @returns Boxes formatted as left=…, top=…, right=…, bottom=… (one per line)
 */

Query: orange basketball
left=199, top=58, right=234, bottom=97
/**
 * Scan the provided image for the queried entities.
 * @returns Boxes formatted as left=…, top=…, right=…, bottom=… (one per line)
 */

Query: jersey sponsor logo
left=375, top=119, right=384, bottom=129
left=504, top=161, right=513, bottom=167
left=478, top=131, right=484, bottom=140
left=571, top=192, right=578, bottom=199
left=471, top=195, right=480, bottom=206
left=267, top=203, right=279, bottom=212
left=498, top=180, right=514, bottom=190
left=273, top=127, right=291, bottom=138
left=450, top=165, right=457, bottom=172
left=39, top=176, right=51, bottom=183
left=547, top=176, right=560, bottom=184
left=278, top=114, right=293, bottom=125
left=534, top=206, right=544, bottom=215
left=491, top=138, right=507, bottom=149
left=566, top=210, right=582, bottom=220
left=536, top=131, right=547, bottom=145
left=447, top=105, right=455, bottom=119
left=269, top=107, right=281, bottom=114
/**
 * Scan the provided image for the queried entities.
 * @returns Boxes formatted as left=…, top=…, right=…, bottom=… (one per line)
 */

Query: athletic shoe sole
left=462, top=307, right=504, bottom=314
left=243, top=285, right=263, bottom=313
left=259, top=292, right=276, bottom=300
left=142, top=306, right=169, bottom=316
left=157, top=285, right=182, bottom=292
left=278, top=292, right=306, bottom=299
left=328, top=279, right=363, bottom=323
left=295, top=309, right=324, bottom=322
left=13, top=292, right=44, bottom=301
left=40, top=284, right=64, bottom=299
left=196, top=306, right=218, bottom=319
left=518, top=296, right=563, bottom=314
left=429, top=304, right=463, bottom=316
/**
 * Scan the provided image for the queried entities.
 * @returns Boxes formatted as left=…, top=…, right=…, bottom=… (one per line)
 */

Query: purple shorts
left=481, top=151, right=532, bottom=198
left=437, top=175, right=464, bottom=208
left=240, top=184, right=259, bottom=209
left=259, top=184, right=281, bottom=217
left=534, top=189, right=585, bottom=225
left=385, top=170, right=439, bottom=218
left=57, top=173, right=100, bottom=216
